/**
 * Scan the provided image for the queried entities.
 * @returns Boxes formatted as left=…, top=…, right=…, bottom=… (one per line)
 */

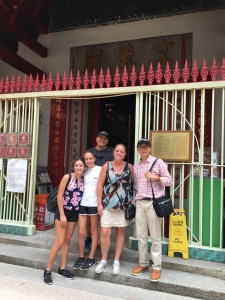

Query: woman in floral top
left=43, top=158, right=85, bottom=285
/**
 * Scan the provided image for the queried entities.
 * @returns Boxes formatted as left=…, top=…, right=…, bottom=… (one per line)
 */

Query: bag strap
left=149, top=159, right=170, bottom=199
left=149, top=158, right=158, bottom=199
left=65, top=173, right=72, bottom=190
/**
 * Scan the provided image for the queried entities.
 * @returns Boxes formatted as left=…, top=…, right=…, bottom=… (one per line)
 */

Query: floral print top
left=63, top=175, right=84, bottom=211
left=102, top=162, right=132, bottom=211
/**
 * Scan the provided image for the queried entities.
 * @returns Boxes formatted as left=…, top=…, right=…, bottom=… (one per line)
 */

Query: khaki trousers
left=135, top=200, right=162, bottom=270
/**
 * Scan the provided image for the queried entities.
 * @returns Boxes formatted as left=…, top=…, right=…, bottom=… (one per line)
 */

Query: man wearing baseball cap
left=88, top=131, right=114, bottom=167
left=132, top=138, right=172, bottom=282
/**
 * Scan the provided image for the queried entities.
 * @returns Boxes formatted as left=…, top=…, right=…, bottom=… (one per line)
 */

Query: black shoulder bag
left=47, top=173, right=72, bottom=213
left=149, top=159, right=174, bottom=218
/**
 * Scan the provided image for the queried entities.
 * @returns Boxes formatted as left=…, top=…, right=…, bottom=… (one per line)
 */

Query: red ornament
left=48, top=73, right=53, bottom=91
left=83, top=69, right=89, bottom=89
left=22, top=74, right=27, bottom=92
left=55, top=72, right=61, bottom=91
left=164, top=62, right=171, bottom=84
left=130, top=65, right=137, bottom=86
left=98, top=68, right=104, bottom=88
left=35, top=74, right=40, bottom=92
left=122, top=65, right=128, bottom=87
left=220, top=58, right=225, bottom=80
left=147, top=63, right=154, bottom=85
left=105, top=68, right=112, bottom=88
left=68, top=71, right=74, bottom=90
left=16, top=75, right=21, bottom=92
left=155, top=62, right=162, bottom=84
left=139, top=64, right=146, bottom=86
left=62, top=71, right=67, bottom=90
left=182, top=60, right=190, bottom=83
left=91, top=69, right=97, bottom=89
left=191, top=59, right=199, bottom=82
left=173, top=61, right=180, bottom=83
left=210, top=57, right=218, bottom=81
left=75, top=70, right=81, bottom=89
left=114, top=66, right=120, bottom=87
left=28, top=74, right=33, bottom=92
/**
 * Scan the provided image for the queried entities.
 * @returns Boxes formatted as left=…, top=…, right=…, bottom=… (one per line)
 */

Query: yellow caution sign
left=168, top=209, right=189, bottom=259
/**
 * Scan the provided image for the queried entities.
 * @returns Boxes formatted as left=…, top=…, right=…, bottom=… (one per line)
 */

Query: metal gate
left=0, top=97, right=39, bottom=235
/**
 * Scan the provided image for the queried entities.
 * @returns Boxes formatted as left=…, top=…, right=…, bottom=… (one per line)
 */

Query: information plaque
left=150, top=131, right=192, bottom=162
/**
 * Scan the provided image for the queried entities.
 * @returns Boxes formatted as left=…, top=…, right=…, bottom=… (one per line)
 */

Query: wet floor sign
left=168, top=209, right=189, bottom=259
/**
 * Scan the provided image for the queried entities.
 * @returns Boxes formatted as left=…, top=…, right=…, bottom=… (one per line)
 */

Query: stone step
left=0, top=231, right=225, bottom=281
left=0, top=243, right=225, bottom=300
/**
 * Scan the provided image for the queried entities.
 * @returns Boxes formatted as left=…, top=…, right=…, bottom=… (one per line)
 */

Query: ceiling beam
left=0, top=44, right=44, bottom=77
left=0, top=9, right=47, bottom=58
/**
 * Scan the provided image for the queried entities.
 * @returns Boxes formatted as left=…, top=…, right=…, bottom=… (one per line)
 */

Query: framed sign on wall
left=150, top=130, right=192, bottom=162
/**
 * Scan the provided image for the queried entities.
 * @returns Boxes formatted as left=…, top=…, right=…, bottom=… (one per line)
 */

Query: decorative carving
left=117, top=42, right=134, bottom=71
left=155, top=62, right=163, bottom=84
left=210, top=57, right=218, bottom=81
left=182, top=60, right=190, bottom=83
left=98, top=68, right=104, bottom=88
left=122, top=65, right=128, bottom=87
left=114, top=66, right=120, bottom=87
left=154, top=39, right=174, bottom=66
left=68, top=71, right=74, bottom=90
left=173, top=61, right=180, bottom=83
left=105, top=67, right=112, bottom=88
left=147, top=63, right=154, bottom=85
left=91, top=69, right=97, bottom=89
left=200, top=59, right=208, bottom=81
left=191, top=59, right=199, bottom=82
left=139, top=64, right=146, bottom=86
left=83, top=69, right=89, bottom=89
left=84, top=47, right=102, bottom=75
left=130, top=65, right=137, bottom=86
left=41, top=73, right=47, bottom=91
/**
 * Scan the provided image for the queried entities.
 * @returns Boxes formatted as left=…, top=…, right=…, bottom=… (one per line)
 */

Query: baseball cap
left=97, top=131, right=109, bottom=138
left=137, top=138, right=151, bottom=147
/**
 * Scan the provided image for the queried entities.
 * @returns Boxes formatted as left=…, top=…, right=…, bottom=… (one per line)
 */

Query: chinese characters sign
left=48, top=99, right=67, bottom=187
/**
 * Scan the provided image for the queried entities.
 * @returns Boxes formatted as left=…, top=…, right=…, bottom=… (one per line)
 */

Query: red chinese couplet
left=47, top=99, right=67, bottom=188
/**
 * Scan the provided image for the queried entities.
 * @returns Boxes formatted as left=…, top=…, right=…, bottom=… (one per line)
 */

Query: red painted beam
left=0, top=44, right=44, bottom=77
left=0, top=8, right=48, bottom=58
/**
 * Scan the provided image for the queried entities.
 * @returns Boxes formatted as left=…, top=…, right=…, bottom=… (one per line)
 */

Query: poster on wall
left=6, top=159, right=28, bottom=193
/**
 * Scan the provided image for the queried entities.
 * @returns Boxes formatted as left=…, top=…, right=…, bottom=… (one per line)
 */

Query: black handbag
left=149, top=159, right=174, bottom=218
left=152, top=194, right=174, bottom=218
left=123, top=203, right=136, bottom=220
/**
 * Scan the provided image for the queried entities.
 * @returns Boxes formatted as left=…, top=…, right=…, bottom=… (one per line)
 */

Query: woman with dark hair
left=43, top=158, right=85, bottom=285
left=73, top=151, right=101, bottom=270
left=95, top=144, right=133, bottom=275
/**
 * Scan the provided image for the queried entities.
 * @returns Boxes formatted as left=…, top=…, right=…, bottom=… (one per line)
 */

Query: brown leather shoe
left=150, top=269, right=161, bottom=282
left=132, top=265, right=149, bottom=276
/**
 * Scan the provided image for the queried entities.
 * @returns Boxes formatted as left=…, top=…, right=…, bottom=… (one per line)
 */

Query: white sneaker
left=112, top=263, right=121, bottom=275
left=95, top=261, right=107, bottom=274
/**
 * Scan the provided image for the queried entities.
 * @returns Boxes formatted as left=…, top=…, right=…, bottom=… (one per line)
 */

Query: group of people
left=43, top=131, right=173, bottom=285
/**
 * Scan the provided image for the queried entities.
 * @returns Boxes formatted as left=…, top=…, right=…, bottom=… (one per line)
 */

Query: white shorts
left=100, top=209, right=131, bottom=228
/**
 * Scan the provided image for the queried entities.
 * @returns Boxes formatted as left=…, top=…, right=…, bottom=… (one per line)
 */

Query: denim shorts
left=55, top=207, right=79, bottom=222
left=79, top=205, right=98, bottom=216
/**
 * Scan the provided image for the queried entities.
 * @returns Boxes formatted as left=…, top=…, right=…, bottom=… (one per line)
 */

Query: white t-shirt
left=81, top=165, right=102, bottom=207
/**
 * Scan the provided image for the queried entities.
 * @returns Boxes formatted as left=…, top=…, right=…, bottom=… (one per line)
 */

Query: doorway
left=98, top=95, right=136, bottom=163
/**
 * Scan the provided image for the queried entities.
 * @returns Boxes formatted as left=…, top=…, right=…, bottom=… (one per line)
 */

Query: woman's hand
left=60, top=214, right=67, bottom=226
left=98, top=204, right=103, bottom=217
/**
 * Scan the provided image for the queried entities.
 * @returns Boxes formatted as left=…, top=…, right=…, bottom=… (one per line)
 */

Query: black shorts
left=79, top=205, right=98, bottom=216
left=55, top=207, right=79, bottom=222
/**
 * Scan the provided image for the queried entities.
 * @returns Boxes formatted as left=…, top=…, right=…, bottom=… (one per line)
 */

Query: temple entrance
left=98, top=95, right=136, bottom=163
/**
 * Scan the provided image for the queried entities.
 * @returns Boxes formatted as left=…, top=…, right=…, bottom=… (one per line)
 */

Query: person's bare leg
left=100, top=227, right=111, bottom=260
left=59, top=221, right=76, bottom=269
left=45, top=219, right=66, bottom=270
left=89, top=214, right=99, bottom=259
left=114, top=227, right=126, bottom=261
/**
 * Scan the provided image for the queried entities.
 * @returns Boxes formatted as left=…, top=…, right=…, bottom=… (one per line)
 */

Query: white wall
left=0, top=9, right=225, bottom=166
